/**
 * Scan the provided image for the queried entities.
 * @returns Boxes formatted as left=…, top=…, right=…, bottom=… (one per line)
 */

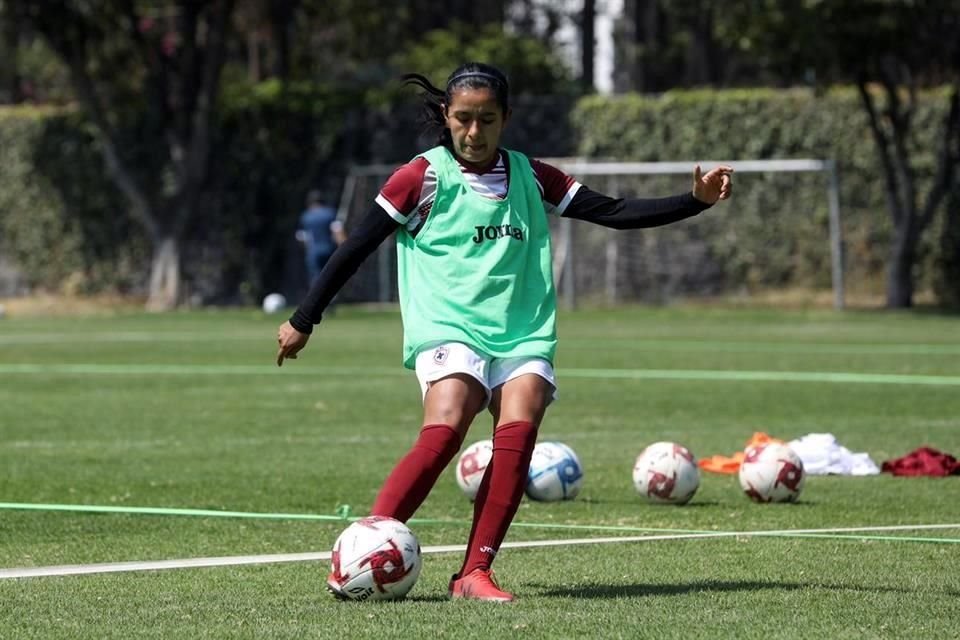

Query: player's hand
left=692, top=164, right=734, bottom=204
left=277, top=321, right=310, bottom=367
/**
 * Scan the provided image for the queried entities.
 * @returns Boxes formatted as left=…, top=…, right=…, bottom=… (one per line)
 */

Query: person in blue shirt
left=296, top=189, right=346, bottom=287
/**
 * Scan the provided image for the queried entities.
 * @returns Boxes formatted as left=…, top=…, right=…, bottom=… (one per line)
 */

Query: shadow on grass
left=744, top=500, right=820, bottom=507
left=533, top=579, right=959, bottom=599
left=401, top=595, right=452, bottom=603
left=326, top=594, right=452, bottom=604
left=574, top=497, right=824, bottom=508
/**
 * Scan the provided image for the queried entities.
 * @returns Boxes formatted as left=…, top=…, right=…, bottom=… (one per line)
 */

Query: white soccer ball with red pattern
left=738, top=442, right=806, bottom=503
left=632, top=441, right=700, bottom=504
left=328, top=516, right=422, bottom=601
left=526, top=441, right=584, bottom=501
left=456, top=439, right=493, bottom=501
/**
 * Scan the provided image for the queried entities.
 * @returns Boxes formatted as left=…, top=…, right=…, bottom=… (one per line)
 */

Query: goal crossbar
left=541, top=158, right=843, bottom=310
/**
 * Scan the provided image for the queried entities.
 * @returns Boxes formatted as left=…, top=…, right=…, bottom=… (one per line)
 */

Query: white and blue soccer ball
left=526, top=441, right=583, bottom=501
left=261, top=292, right=287, bottom=313
left=632, top=441, right=700, bottom=505
left=456, top=439, right=493, bottom=501
left=328, top=516, right=422, bottom=601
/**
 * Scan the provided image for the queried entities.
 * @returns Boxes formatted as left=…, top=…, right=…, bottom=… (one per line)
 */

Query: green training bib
left=396, top=146, right=557, bottom=368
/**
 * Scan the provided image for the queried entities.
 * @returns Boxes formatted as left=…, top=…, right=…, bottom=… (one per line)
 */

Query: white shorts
left=414, top=342, right=557, bottom=409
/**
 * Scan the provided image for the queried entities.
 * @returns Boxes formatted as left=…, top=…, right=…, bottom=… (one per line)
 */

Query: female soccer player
left=276, top=62, right=732, bottom=602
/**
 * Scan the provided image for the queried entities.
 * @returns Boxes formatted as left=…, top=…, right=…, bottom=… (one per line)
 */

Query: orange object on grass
left=698, top=432, right=783, bottom=474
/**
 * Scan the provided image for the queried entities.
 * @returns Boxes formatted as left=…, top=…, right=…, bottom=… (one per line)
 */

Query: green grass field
left=1, top=305, right=958, bottom=639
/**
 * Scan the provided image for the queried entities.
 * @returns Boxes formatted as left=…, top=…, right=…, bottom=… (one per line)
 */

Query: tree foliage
left=709, top=0, right=960, bottom=307
left=2, top=1, right=959, bottom=307
left=393, top=22, right=575, bottom=95
left=12, top=0, right=234, bottom=310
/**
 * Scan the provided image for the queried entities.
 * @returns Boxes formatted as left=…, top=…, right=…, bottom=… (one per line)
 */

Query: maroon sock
left=459, top=420, right=537, bottom=576
left=370, top=424, right=461, bottom=522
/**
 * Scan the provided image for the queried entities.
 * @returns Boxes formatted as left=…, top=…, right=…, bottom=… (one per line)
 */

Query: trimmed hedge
left=570, top=87, right=956, bottom=301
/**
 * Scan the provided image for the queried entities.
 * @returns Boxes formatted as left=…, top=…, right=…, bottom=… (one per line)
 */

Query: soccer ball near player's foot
left=327, top=516, right=422, bottom=601
left=738, top=442, right=806, bottom=503
left=456, top=439, right=493, bottom=501
left=526, top=441, right=583, bottom=501
left=632, top=441, right=700, bottom=505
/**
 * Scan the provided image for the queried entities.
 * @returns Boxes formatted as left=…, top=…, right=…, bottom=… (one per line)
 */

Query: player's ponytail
left=401, top=72, right=449, bottom=147
left=402, top=62, right=511, bottom=148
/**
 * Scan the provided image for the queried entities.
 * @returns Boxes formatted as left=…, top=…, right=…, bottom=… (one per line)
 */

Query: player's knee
left=426, top=376, right=485, bottom=418
left=495, top=376, right=552, bottom=424
left=429, top=405, right=471, bottom=432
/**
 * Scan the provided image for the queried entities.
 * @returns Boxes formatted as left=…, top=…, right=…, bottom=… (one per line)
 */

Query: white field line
left=2, top=523, right=957, bottom=580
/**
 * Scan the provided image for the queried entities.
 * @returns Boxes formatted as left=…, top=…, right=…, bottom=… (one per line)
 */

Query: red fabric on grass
left=880, top=446, right=960, bottom=477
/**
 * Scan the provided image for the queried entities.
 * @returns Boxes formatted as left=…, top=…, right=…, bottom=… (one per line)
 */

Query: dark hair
left=402, top=62, right=510, bottom=147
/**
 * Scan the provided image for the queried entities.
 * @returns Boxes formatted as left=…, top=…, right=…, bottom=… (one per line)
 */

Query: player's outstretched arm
left=561, top=165, right=733, bottom=231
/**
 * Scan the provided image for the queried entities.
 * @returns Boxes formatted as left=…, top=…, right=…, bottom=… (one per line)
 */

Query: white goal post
left=542, top=158, right=844, bottom=310
left=337, top=158, right=844, bottom=310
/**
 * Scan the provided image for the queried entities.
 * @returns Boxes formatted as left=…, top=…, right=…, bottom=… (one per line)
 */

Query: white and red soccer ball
left=738, top=442, right=806, bottom=503
left=328, top=516, right=422, bottom=601
left=455, top=439, right=493, bottom=501
left=632, top=441, right=700, bottom=505
left=526, top=441, right=584, bottom=501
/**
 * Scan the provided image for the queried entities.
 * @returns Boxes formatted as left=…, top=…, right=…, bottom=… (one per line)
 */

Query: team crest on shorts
left=433, top=346, right=449, bottom=365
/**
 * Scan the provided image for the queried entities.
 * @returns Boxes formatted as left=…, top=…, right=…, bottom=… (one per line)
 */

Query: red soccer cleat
left=448, top=569, right=514, bottom=603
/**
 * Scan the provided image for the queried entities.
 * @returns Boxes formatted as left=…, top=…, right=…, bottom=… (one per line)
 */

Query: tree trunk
left=247, top=30, right=261, bottom=82
left=637, top=0, right=662, bottom=92
left=885, top=221, right=916, bottom=308
left=580, top=0, right=596, bottom=93
left=936, top=201, right=960, bottom=307
left=268, top=0, right=297, bottom=80
left=146, top=236, right=181, bottom=312
left=684, top=2, right=715, bottom=86
left=2, top=3, right=23, bottom=103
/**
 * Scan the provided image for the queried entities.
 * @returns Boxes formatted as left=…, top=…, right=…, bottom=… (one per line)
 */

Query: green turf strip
left=3, top=363, right=960, bottom=385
